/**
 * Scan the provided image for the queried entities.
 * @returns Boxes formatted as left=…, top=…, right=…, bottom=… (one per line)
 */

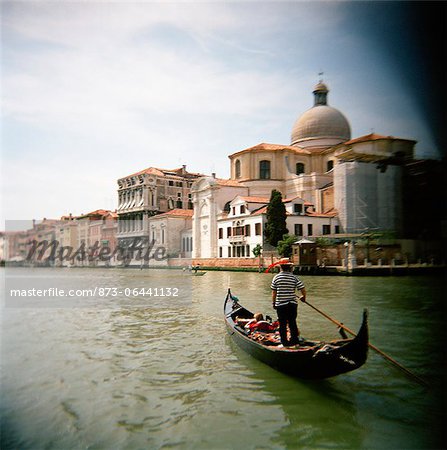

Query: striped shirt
left=271, top=272, right=305, bottom=307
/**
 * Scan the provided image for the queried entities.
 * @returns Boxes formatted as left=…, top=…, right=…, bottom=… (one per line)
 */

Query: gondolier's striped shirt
left=271, top=272, right=305, bottom=307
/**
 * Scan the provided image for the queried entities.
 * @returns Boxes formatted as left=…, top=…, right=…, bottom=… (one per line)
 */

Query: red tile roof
left=122, top=166, right=205, bottom=180
left=305, top=210, right=338, bottom=218
left=343, top=133, right=416, bottom=145
left=229, top=142, right=311, bottom=158
left=215, top=178, right=242, bottom=187
left=153, top=209, right=194, bottom=218
left=62, top=210, right=118, bottom=220
left=283, top=195, right=306, bottom=203
left=251, top=206, right=267, bottom=216
left=238, top=196, right=270, bottom=203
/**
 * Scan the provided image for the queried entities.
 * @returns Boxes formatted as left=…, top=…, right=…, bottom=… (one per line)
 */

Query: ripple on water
left=1, top=269, right=444, bottom=450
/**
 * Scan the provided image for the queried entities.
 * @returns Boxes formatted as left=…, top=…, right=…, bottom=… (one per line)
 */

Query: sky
left=1, top=1, right=445, bottom=227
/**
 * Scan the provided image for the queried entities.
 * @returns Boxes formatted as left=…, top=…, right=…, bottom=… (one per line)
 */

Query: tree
left=252, top=244, right=262, bottom=258
left=277, top=234, right=296, bottom=258
left=252, top=243, right=263, bottom=272
left=264, top=189, right=288, bottom=247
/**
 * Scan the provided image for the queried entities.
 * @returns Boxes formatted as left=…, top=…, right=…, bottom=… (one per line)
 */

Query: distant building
left=55, top=219, right=79, bottom=266
left=147, top=209, right=194, bottom=261
left=191, top=81, right=440, bottom=260
left=3, top=211, right=118, bottom=267
left=116, top=165, right=203, bottom=255
left=68, top=210, right=118, bottom=266
left=0, top=232, right=4, bottom=263
left=333, top=133, right=415, bottom=235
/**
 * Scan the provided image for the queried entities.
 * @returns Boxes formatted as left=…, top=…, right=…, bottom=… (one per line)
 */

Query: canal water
left=1, top=268, right=445, bottom=449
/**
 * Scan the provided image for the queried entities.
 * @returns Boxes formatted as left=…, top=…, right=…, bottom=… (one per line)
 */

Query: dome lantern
left=313, top=81, right=329, bottom=106
left=291, top=82, right=351, bottom=148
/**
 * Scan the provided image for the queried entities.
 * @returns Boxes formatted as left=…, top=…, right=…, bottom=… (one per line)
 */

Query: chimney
left=212, top=172, right=216, bottom=179
left=182, top=165, right=186, bottom=174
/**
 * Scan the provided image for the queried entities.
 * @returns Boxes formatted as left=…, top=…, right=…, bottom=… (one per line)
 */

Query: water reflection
left=227, top=337, right=364, bottom=449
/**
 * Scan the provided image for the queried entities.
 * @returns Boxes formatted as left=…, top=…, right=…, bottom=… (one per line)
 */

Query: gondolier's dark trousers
left=276, top=302, right=299, bottom=346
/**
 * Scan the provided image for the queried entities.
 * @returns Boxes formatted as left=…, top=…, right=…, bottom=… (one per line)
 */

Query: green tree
left=252, top=244, right=262, bottom=257
left=264, top=189, right=288, bottom=247
left=252, top=243, right=263, bottom=272
left=277, top=234, right=296, bottom=258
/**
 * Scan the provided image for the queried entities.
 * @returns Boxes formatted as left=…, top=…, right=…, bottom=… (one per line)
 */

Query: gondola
left=224, top=289, right=369, bottom=380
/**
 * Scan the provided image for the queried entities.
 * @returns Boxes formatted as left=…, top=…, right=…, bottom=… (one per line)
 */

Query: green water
left=1, top=268, right=445, bottom=449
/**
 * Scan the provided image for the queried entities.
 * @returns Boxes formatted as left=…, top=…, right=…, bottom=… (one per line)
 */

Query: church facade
left=192, top=81, right=417, bottom=259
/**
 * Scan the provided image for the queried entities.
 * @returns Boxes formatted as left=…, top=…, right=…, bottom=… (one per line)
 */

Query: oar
left=300, top=298, right=429, bottom=387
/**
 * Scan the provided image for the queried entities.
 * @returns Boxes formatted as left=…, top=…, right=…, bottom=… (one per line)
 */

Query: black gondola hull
left=225, top=292, right=368, bottom=380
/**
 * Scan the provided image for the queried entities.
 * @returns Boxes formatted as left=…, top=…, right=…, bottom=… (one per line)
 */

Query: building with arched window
left=235, top=159, right=241, bottom=178
left=192, top=81, right=419, bottom=259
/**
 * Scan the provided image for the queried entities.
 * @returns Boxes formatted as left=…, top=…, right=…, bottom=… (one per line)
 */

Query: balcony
left=229, top=235, right=246, bottom=243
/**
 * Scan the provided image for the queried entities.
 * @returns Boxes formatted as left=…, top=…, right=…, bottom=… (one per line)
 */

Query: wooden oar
left=300, top=298, right=429, bottom=387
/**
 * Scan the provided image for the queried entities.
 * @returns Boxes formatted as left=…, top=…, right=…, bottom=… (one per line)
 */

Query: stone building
left=215, top=195, right=338, bottom=259
left=147, top=209, right=194, bottom=262
left=116, top=165, right=203, bottom=252
left=57, top=210, right=118, bottom=266
left=192, top=81, right=421, bottom=260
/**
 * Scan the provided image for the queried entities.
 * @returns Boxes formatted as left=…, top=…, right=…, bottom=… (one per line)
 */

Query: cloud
left=1, top=2, right=441, bottom=225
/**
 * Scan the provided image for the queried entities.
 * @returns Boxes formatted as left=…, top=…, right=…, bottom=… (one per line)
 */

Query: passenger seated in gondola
left=236, top=313, right=279, bottom=332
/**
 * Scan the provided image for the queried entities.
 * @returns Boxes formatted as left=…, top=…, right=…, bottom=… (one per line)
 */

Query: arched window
left=235, top=159, right=241, bottom=178
left=326, top=160, right=334, bottom=172
left=223, top=201, right=231, bottom=213
left=259, top=160, right=271, bottom=179
left=296, top=162, right=305, bottom=175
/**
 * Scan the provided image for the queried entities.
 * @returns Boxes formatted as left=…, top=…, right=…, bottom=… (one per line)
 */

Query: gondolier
left=271, top=258, right=306, bottom=347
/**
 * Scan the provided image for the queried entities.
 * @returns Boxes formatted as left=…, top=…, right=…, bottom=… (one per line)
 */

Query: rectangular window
left=227, top=227, right=231, bottom=238
left=232, top=207, right=236, bottom=215
left=218, top=228, right=223, bottom=239
left=322, top=225, right=331, bottom=235
left=259, top=160, right=271, bottom=179
left=294, top=224, right=303, bottom=237
left=240, top=205, right=246, bottom=214
left=255, top=223, right=262, bottom=236
left=335, top=225, right=340, bottom=234
left=219, top=247, right=222, bottom=257
left=294, top=204, right=303, bottom=214
left=307, top=224, right=313, bottom=236
left=237, top=226, right=242, bottom=236
left=227, top=247, right=231, bottom=257
left=245, top=224, right=250, bottom=236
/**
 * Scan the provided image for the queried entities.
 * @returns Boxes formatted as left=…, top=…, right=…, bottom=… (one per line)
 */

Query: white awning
left=294, top=238, right=315, bottom=244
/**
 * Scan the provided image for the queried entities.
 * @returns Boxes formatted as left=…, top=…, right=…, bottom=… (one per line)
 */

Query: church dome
left=291, top=82, right=351, bottom=148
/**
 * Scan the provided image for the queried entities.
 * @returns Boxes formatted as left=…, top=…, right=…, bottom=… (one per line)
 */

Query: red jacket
left=248, top=320, right=279, bottom=332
